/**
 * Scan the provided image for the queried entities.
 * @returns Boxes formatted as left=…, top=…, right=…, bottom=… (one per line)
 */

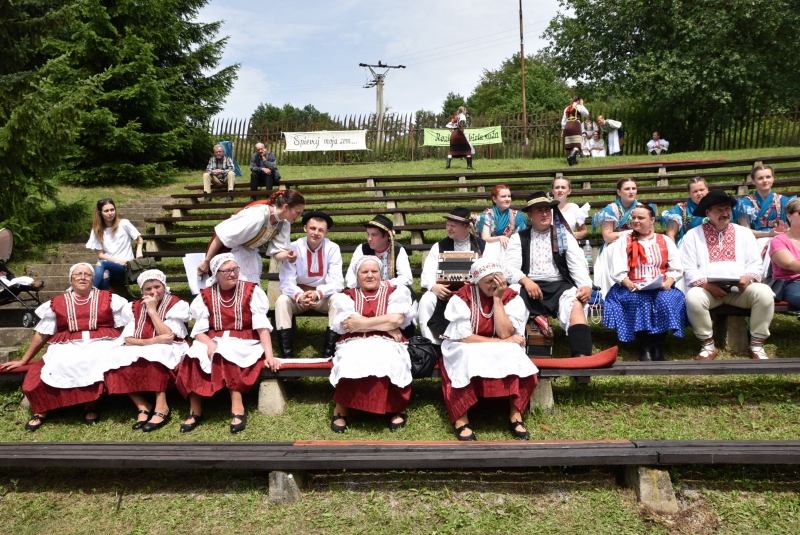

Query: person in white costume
left=551, top=177, right=589, bottom=239
left=680, top=190, right=774, bottom=361
left=646, top=131, right=670, bottom=155
left=329, top=256, right=415, bottom=433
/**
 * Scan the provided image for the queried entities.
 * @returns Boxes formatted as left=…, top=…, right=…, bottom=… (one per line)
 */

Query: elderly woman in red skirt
left=176, top=253, right=279, bottom=434
left=440, top=257, right=538, bottom=441
left=329, top=256, right=415, bottom=433
left=103, top=269, right=190, bottom=432
left=0, top=262, right=128, bottom=431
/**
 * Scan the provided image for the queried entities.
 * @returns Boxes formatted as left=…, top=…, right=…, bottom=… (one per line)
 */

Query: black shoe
left=230, top=413, right=247, bottom=434
left=179, top=413, right=203, bottom=433
left=455, top=423, right=476, bottom=441
left=82, top=408, right=100, bottom=426
left=276, top=328, right=296, bottom=358
left=132, top=409, right=152, bottom=430
left=142, top=411, right=171, bottom=432
left=331, top=413, right=348, bottom=433
left=389, top=413, right=407, bottom=432
left=321, top=327, right=340, bottom=360
left=509, top=420, right=530, bottom=440
left=466, top=157, right=474, bottom=170
left=445, top=158, right=451, bottom=169
left=25, top=414, right=46, bottom=432
left=635, top=332, right=652, bottom=362
left=225, top=196, right=233, bottom=203
left=650, top=332, right=667, bottom=361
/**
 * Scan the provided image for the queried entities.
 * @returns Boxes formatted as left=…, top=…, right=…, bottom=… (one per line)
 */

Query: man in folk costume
left=681, top=190, right=774, bottom=360
left=504, top=192, right=594, bottom=357
left=329, top=256, right=416, bottom=433
left=275, top=211, right=344, bottom=359
left=418, top=207, right=486, bottom=345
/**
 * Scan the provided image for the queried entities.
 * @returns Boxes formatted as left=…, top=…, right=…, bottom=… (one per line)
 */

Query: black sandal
left=230, top=413, right=247, bottom=434
left=25, top=414, right=46, bottom=432
left=180, top=413, right=203, bottom=433
left=389, top=413, right=407, bottom=432
left=142, top=411, right=171, bottom=433
left=455, top=423, right=476, bottom=441
left=509, top=420, right=530, bottom=440
left=330, top=413, right=348, bottom=433
left=132, top=409, right=153, bottom=430
left=82, top=408, right=100, bottom=426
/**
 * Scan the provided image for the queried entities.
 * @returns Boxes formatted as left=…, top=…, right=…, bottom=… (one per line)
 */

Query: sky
left=196, top=0, right=565, bottom=120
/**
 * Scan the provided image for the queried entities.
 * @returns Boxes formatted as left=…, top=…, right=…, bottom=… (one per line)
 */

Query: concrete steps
left=0, top=347, right=19, bottom=361
left=0, top=327, right=33, bottom=347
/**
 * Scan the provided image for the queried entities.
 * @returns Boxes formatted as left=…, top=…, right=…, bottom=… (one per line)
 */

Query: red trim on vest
left=49, top=291, right=120, bottom=343
left=200, top=281, right=257, bottom=337
left=131, top=294, right=187, bottom=342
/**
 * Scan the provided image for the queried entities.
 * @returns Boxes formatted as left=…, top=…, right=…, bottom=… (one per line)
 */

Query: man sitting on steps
left=202, top=144, right=235, bottom=203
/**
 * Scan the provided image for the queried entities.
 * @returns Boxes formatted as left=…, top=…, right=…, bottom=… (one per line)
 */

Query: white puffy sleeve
left=331, top=292, right=357, bottom=335
left=164, top=299, right=191, bottom=338
left=420, top=242, right=440, bottom=290
left=189, top=294, right=210, bottom=337
left=386, top=284, right=414, bottom=329
left=606, top=236, right=631, bottom=283
left=390, top=247, right=414, bottom=288
left=34, top=301, right=57, bottom=335
left=345, top=244, right=363, bottom=288
left=265, top=220, right=291, bottom=256
left=215, top=206, right=265, bottom=249
left=250, top=285, right=272, bottom=331
left=442, top=295, right=474, bottom=341
left=665, top=237, right=683, bottom=283
left=85, top=230, right=103, bottom=252
left=504, top=233, right=525, bottom=284
left=119, top=302, right=136, bottom=338
left=506, top=294, right=528, bottom=336
left=111, top=294, right=129, bottom=328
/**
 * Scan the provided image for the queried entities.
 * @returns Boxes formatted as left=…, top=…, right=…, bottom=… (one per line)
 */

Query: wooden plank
left=539, top=358, right=800, bottom=378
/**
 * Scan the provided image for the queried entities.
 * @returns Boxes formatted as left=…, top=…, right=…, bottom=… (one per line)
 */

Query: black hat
left=364, top=214, right=398, bottom=234
left=522, top=191, right=559, bottom=212
left=693, top=190, right=737, bottom=217
left=443, top=206, right=471, bottom=224
left=302, top=210, right=334, bottom=229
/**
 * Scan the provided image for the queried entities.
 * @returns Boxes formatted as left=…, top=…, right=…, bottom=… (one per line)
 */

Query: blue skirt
left=603, top=285, right=688, bottom=342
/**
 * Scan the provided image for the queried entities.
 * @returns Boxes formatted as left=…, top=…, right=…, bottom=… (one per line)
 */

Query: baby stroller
left=0, top=228, right=43, bottom=327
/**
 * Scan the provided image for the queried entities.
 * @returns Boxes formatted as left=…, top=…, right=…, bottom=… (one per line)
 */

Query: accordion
left=436, top=251, right=479, bottom=286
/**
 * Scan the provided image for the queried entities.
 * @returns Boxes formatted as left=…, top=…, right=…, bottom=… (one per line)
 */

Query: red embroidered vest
left=337, top=282, right=404, bottom=344
left=626, top=233, right=669, bottom=283
left=49, top=289, right=121, bottom=343
left=454, top=284, right=518, bottom=338
left=130, top=294, right=187, bottom=342
left=200, top=281, right=258, bottom=339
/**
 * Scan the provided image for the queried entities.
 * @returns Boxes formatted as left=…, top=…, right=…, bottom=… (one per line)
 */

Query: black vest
left=359, top=242, right=404, bottom=278
left=437, top=236, right=486, bottom=254
left=518, top=227, right=575, bottom=287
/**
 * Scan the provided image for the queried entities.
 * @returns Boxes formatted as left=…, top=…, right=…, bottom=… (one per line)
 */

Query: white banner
left=283, top=130, right=369, bottom=152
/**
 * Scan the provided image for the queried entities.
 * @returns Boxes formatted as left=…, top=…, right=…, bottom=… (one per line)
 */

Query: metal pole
left=519, top=0, right=529, bottom=157
left=376, top=75, right=384, bottom=142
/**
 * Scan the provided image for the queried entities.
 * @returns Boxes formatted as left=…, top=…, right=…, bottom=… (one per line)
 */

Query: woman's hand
left=0, top=359, right=26, bottom=371
left=153, top=333, right=175, bottom=345
left=205, top=340, right=218, bottom=357
left=773, top=221, right=788, bottom=235
left=263, top=354, right=280, bottom=372
left=197, top=260, right=210, bottom=276
left=492, top=273, right=508, bottom=299
left=661, top=278, right=675, bottom=291
left=143, top=295, right=158, bottom=312
left=342, top=316, right=364, bottom=333
left=502, top=335, right=526, bottom=347
left=388, top=328, right=403, bottom=342
left=499, top=235, right=510, bottom=248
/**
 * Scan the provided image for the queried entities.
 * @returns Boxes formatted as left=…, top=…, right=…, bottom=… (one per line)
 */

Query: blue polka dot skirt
left=603, top=285, right=688, bottom=342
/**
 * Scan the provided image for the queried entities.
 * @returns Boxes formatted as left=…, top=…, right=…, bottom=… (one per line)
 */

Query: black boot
left=321, top=327, right=340, bottom=359
left=276, top=328, right=296, bottom=359
left=650, top=332, right=667, bottom=361
left=635, top=332, right=652, bottom=362
left=445, top=157, right=451, bottom=169
left=466, top=156, right=474, bottom=170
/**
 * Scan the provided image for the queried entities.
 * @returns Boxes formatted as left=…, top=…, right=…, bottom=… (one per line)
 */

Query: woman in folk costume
left=445, top=106, right=475, bottom=170
left=602, top=205, right=687, bottom=362
left=477, top=184, right=528, bottom=247
left=734, top=164, right=794, bottom=275
left=196, top=189, right=306, bottom=283
left=662, top=176, right=709, bottom=246
left=329, top=256, right=416, bottom=433
left=0, top=263, right=128, bottom=431
left=561, top=96, right=590, bottom=166
left=551, top=176, right=589, bottom=239
left=103, top=270, right=190, bottom=432
left=177, top=254, right=279, bottom=434
left=440, top=257, right=538, bottom=441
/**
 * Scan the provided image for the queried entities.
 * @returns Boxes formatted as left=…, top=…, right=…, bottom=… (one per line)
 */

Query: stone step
left=0, top=347, right=20, bottom=362
left=58, top=243, right=91, bottom=253
left=0, top=327, right=33, bottom=347
left=26, top=264, right=79, bottom=277
left=43, top=253, right=100, bottom=265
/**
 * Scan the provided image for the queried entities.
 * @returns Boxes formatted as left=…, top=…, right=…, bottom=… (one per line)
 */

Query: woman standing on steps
left=560, top=96, right=590, bottom=166
left=87, top=198, right=143, bottom=290
left=445, top=106, right=475, bottom=170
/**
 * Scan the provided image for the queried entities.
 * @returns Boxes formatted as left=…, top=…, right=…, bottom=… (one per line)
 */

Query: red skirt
left=440, top=363, right=538, bottom=423
left=22, top=360, right=105, bottom=414
left=448, top=129, right=472, bottom=157
left=563, top=119, right=583, bottom=150
left=104, top=359, right=176, bottom=395
left=333, top=376, right=411, bottom=415
left=174, top=354, right=264, bottom=398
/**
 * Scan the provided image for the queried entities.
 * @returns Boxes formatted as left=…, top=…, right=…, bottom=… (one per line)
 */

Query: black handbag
left=407, top=336, right=439, bottom=379
left=766, top=278, right=787, bottom=302
left=125, top=257, right=156, bottom=285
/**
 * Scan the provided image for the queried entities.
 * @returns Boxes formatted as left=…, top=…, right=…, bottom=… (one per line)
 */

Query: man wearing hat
left=345, top=215, right=413, bottom=290
left=275, top=211, right=344, bottom=359
left=681, top=190, right=774, bottom=360
left=418, top=207, right=486, bottom=345
left=505, top=191, right=594, bottom=357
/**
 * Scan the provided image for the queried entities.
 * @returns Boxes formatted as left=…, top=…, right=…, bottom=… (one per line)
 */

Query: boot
left=275, top=328, right=296, bottom=359
left=466, top=156, right=474, bottom=170
left=445, top=157, right=451, bottom=169
left=650, top=332, right=667, bottom=361
left=635, top=332, right=652, bottom=362
left=321, top=327, right=340, bottom=360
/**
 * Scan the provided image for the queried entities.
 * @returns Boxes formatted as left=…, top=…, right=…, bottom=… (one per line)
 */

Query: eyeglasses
left=217, top=267, right=240, bottom=276
left=72, top=273, right=93, bottom=279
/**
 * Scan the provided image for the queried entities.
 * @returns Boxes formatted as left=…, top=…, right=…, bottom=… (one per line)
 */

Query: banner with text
left=283, top=130, right=368, bottom=152
left=422, top=126, right=503, bottom=147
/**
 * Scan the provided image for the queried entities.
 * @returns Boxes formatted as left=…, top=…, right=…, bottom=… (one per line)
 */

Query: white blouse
left=85, top=219, right=140, bottom=260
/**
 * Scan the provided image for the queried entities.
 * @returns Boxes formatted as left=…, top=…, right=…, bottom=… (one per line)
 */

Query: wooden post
left=458, top=176, right=468, bottom=193
left=657, top=166, right=669, bottom=187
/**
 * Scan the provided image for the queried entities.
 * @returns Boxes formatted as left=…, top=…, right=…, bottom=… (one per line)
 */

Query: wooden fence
left=210, top=107, right=800, bottom=166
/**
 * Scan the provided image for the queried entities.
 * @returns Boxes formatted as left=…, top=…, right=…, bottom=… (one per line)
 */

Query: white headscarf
left=352, top=255, right=383, bottom=288
left=209, top=253, right=237, bottom=285
left=137, top=269, right=170, bottom=294
left=469, top=257, right=503, bottom=284
left=67, top=262, right=95, bottom=292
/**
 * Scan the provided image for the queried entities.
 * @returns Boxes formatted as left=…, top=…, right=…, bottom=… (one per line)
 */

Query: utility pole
left=519, top=0, right=530, bottom=157
left=359, top=61, right=406, bottom=142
